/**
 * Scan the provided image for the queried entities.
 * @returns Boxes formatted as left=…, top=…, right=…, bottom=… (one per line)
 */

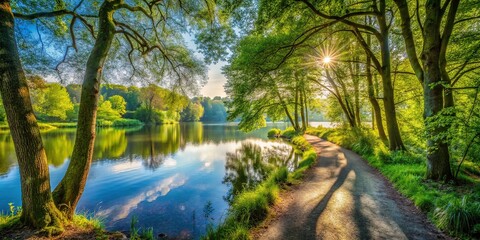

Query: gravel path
left=253, top=135, right=449, bottom=240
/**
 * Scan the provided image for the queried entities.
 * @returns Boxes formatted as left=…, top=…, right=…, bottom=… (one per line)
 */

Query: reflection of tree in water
left=0, top=134, right=16, bottom=176
left=223, top=141, right=299, bottom=203
left=124, top=125, right=181, bottom=170
left=93, top=128, right=128, bottom=160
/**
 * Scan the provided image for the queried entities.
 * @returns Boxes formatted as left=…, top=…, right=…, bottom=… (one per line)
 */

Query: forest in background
left=0, top=78, right=229, bottom=125
left=0, top=0, right=479, bottom=239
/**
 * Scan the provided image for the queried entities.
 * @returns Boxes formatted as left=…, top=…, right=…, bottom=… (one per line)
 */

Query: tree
left=108, top=95, right=127, bottom=116
left=31, top=82, right=74, bottom=121
left=0, top=0, right=65, bottom=229
left=393, top=0, right=461, bottom=180
left=97, top=100, right=121, bottom=121
left=7, top=0, right=223, bottom=227
left=181, top=101, right=205, bottom=122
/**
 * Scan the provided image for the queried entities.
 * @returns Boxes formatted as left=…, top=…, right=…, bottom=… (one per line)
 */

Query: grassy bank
left=203, top=128, right=317, bottom=239
left=0, top=204, right=119, bottom=239
left=0, top=118, right=144, bottom=132
left=306, top=126, right=480, bottom=239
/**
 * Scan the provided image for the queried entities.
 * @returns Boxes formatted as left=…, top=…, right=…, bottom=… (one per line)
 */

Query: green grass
left=306, top=126, right=480, bottom=239
left=0, top=118, right=144, bottom=131
left=48, top=122, right=78, bottom=128
left=203, top=134, right=318, bottom=240
left=0, top=204, right=109, bottom=238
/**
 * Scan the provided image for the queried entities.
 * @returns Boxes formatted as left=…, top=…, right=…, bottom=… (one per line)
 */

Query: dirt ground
left=252, top=135, right=450, bottom=240
left=0, top=225, right=127, bottom=240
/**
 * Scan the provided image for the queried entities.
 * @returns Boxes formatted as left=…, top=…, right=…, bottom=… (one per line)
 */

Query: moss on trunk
left=0, top=0, right=65, bottom=230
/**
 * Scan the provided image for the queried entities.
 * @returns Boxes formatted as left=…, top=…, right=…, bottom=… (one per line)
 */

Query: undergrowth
left=306, top=126, right=480, bottom=239
left=0, top=204, right=111, bottom=239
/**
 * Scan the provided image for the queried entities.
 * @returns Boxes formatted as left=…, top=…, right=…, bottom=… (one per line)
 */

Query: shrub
left=291, top=136, right=311, bottom=151
left=267, top=128, right=282, bottom=138
left=281, top=127, right=299, bottom=139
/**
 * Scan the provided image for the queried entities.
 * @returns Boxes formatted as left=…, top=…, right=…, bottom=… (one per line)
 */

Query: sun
left=323, top=56, right=332, bottom=64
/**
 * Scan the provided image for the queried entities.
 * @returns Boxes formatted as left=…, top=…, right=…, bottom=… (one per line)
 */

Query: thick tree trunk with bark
left=53, top=0, right=119, bottom=218
left=394, top=0, right=456, bottom=181
left=377, top=3, right=405, bottom=150
left=0, top=0, right=65, bottom=229
left=421, top=0, right=453, bottom=181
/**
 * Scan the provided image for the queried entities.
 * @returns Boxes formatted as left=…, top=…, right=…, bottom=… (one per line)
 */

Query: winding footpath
left=254, top=135, right=449, bottom=240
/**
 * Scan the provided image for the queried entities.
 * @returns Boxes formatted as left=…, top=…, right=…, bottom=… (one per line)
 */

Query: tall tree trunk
left=421, top=0, right=453, bottom=181
left=299, top=84, right=306, bottom=131
left=394, top=0, right=456, bottom=181
left=377, top=1, right=405, bottom=150
left=294, top=79, right=300, bottom=131
left=53, top=0, right=118, bottom=218
left=366, top=34, right=387, bottom=142
left=0, top=0, right=64, bottom=229
left=303, top=88, right=309, bottom=127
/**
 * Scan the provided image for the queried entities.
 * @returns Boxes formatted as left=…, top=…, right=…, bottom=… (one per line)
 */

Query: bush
left=267, top=128, right=282, bottom=138
left=291, top=136, right=312, bottom=151
left=281, top=127, right=299, bottom=139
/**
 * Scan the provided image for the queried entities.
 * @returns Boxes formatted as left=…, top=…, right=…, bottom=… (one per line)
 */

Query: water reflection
left=0, top=123, right=287, bottom=175
left=0, top=122, right=294, bottom=238
left=223, top=141, right=299, bottom=203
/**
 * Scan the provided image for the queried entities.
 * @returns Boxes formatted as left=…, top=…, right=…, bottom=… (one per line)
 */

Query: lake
left=0, top=123, right=298, bottom=239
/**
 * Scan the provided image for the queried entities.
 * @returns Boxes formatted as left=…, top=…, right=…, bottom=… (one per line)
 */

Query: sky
left=201, top=62, right=227, bottom=98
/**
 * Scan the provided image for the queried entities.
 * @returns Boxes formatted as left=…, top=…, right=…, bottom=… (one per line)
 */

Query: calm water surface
left=0, top=123, right=298, bottom=239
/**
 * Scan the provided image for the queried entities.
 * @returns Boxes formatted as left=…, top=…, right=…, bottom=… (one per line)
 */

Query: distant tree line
left=0, top=77, right=229, bottom=125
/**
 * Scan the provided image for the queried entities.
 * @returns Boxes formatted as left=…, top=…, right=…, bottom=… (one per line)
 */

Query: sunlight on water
left=0, top=123, right=298, bottom=239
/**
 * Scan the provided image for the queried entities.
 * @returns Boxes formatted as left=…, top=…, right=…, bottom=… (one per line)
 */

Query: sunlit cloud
left=163, top=157, right=177, bottom=167
left=96, top=173, right=188, bottom=221
left=110, top=161, right=143, bottom=174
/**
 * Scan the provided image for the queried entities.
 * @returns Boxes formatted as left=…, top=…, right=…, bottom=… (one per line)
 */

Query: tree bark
left=377, top=0, right=405, bottom=150
left=0, top=0, right=64, bottom=229
left=53, top=0, right=119, bottom=218
left=353, top=59, right=361, bottom=127
left=303, top=88, right=309, bottom=127
left=299, top=83, right=306, bottom=131
left=394, top=0, right=455, bottom=180
left=294, top=77, right=300, bottom=131
left=366, top=53, right=388, bottom=142
left=421, top=0, right=453, bottom=181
